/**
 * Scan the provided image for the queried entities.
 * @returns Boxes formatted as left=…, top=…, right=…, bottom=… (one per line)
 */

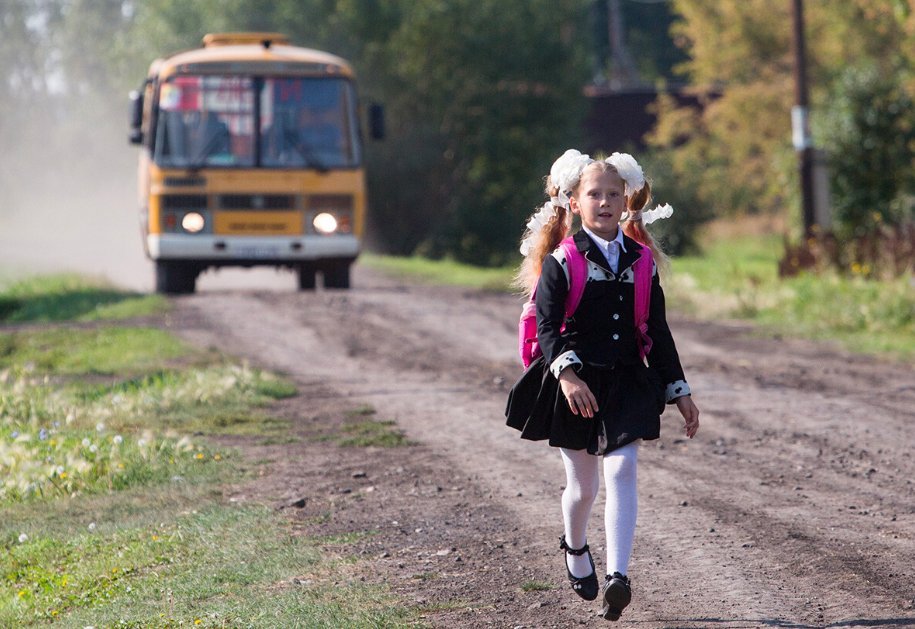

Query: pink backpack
left=518, top=236, right=654, bottom=368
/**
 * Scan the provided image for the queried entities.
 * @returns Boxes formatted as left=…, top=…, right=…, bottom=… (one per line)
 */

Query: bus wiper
left=282, top=129, right=329, bottom=173
left=187, top=131, right=224, bottom=173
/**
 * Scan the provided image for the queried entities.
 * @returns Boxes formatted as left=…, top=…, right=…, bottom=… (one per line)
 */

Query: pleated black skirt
left=505, top=357, right=666, bottom=454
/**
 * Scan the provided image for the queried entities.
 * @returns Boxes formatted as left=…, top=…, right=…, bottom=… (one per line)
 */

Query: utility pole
left=791, top=0, right=816, bottom=236
left=607, top=0, right=639, bottom=89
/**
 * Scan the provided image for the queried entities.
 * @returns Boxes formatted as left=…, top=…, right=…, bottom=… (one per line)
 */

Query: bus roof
left=150, top=33, right=355, bottom=80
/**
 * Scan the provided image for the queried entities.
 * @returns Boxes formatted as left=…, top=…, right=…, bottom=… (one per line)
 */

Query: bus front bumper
left=147, top=234, right=359, bottom=262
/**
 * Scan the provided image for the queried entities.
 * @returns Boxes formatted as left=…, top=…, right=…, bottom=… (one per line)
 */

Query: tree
left=649, top=0, right=915, bottom=238
left=818, top=63, right=915, bottom=237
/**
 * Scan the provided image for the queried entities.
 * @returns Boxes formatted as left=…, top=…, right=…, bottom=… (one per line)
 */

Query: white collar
left=582, top=225, right=627, bottom=253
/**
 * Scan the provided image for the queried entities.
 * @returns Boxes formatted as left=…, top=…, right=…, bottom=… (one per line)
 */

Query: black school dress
left=505, top=230, right=690, bottom=455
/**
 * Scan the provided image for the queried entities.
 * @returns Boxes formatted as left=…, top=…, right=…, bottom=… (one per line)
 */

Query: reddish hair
left=514, top=161, right=668, bottom=295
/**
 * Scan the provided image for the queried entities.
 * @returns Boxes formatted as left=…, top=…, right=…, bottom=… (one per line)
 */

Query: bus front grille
left=219, top=194, right=296, bottom=210
left=161, top=194, right=207, bottom=210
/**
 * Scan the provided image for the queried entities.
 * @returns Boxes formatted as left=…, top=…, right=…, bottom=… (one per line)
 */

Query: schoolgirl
left=505, top=149, right=700, bottom=621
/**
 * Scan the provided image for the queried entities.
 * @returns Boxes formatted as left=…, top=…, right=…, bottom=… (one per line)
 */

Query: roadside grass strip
left=666, top=234, right=915, bottom=359
left=0, top=332, right=294, bottom=503
left=3, top=504, right=418, bottom=627
left=0, top=327, right=190, bottom=376
left=361, top=253, right=514, bottom=292
left=0, top=274, right=423, bottom=627
left=0, top=274, right=167, bottom=323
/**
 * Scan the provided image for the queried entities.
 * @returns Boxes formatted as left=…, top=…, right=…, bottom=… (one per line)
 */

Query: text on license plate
left=234, top=246, right=282, bottom=259
left=214, top=211, right=302, bottom=235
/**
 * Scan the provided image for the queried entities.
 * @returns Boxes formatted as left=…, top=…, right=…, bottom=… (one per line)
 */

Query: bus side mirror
left=368, top=103, right=385, bottom=140
left=129, top=89, right=144, bottom=145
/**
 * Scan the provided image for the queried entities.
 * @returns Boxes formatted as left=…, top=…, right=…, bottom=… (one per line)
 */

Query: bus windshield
left=153, top=75, right=361, bottom=169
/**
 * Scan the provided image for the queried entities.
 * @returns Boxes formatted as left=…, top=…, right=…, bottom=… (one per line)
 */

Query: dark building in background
left=582, top=85, right=713, bottom=155
left=583, top=1, right=711, bottom=155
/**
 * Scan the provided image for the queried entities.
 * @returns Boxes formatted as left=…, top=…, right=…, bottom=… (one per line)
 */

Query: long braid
left=621, top=181, right=670, bottom=273
left=514, top=179, right=571, bottom=296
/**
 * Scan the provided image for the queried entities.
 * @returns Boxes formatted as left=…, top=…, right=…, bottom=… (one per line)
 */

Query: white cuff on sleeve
left=666, top=379, right=691, bottom=402
left=550, top=351, right=582, bottom=379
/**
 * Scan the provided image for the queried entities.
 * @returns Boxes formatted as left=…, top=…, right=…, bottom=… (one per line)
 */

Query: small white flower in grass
left=56, top=466, right=65, bottom=475
left=89, top=444, right=98, bottom=453
left=96, top=422, right=105, bottom=433
left=88, top=522, right=97, bottom=532
left=113, top=435, right=123, bottom=445
left=82, top=438, right=91, bottom=447
left=66, top=412, right=75, bottom=424
left=18, top=533, right=28, bottom=543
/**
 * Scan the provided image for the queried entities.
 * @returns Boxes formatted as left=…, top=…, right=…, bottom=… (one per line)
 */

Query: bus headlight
left=182, top=212, right=206, bottom=233
left=313, top=212, right=338, bottom=234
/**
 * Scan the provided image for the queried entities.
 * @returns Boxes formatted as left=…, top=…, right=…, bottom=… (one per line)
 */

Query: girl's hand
left=558, top=368, right=598, bottom=418
left=675, top=395, right=700, bottom=438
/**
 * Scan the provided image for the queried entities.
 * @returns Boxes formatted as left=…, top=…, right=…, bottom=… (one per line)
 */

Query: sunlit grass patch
left=313, top=530, right=377, bottom=545
left=0, top=422, right=223, bottom=504
left=345, top=404, right=377, bottom=418
left=2, top=505, right=421, bottom=628
left=1, top=357, right=295, bottom=504
left=0, top=274, right=166, bottom=323
left=521, top=580, right=552, bottom=592
left=665, top=234, right=915, bottom=360
left=753, top=271, right=915, bottom=357
left=0, top=327, right=191, bottom=375
left=67, top=364, right=297, bottom=435
left=361, top=253, right=515, bottom=292
left=335, top=419, right=412, bottom=448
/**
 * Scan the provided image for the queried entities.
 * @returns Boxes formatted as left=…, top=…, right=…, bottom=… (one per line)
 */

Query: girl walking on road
left=506, top=149, right=700, bottom=621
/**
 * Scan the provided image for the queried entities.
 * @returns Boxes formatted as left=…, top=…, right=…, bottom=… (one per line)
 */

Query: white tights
left=559, top=441, right=638, bottom=578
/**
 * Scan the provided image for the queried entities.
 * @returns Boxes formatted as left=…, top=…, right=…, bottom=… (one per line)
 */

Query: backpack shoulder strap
left=559, top=237, right=587, bottom=318
left=633, top=244, right=653, bottom=360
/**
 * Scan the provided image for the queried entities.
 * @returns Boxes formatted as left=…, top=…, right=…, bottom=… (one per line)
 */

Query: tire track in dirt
left=170, top=266, right=915, bottom=628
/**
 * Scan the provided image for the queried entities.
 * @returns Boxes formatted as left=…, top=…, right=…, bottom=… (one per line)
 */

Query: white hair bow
left=604, top=152, right=645, bottom=198
left=550, top=149, right=594, bottom=208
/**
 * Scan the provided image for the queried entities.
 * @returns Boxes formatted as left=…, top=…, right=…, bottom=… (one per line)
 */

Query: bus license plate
left=235, top=246, right=281, bottom=259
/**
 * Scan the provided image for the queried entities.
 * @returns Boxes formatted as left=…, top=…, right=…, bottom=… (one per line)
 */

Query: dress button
left=613, top=313, right=620, bottom=320
left=612, top=334, right=619, bottom=340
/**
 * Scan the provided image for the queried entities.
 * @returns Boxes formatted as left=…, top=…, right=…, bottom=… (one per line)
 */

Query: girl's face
left=570, top=168, right=626, bottom=241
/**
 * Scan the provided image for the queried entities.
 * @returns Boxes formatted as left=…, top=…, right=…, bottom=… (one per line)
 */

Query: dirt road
left=169, top=265, right=915, bottom=628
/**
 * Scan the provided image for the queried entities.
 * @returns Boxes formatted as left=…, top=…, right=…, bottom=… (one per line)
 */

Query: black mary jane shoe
left=559, top=535, right=599, bottom=601
left=600, top=571, right=632, bottom=621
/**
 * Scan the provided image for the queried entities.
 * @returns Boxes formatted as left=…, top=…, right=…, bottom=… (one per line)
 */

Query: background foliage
left=2, top=1, right=913, bottom=267
left=651, top=0, right=915, bottom=243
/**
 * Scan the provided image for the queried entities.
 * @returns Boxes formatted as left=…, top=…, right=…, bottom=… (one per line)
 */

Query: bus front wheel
left=297, top=264, right=317, bottom=291
left=155, top=261, right=197, bottom=294
left=322, top=261, right=351, bottom=290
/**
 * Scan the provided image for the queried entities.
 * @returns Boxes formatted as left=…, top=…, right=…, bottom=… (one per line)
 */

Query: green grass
left=0, top=273, right=423, bottom=627
left=520, top=580, right=552, bottom=592
left=361, top=253, right=515, bottom=291
left=0, top=274, right=167, bottom=323
left=0, top=331, right=296, bottom=503
left=0, top=327, right=191, bottom=375
left=664, top=233, right=915, bottom=359
left=335, top=419, right=412, bottom=448
left=3, top=504, right=417, bottom=627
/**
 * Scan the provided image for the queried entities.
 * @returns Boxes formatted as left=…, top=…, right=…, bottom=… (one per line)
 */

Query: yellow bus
left=128, top=32, right=382, bottom=293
